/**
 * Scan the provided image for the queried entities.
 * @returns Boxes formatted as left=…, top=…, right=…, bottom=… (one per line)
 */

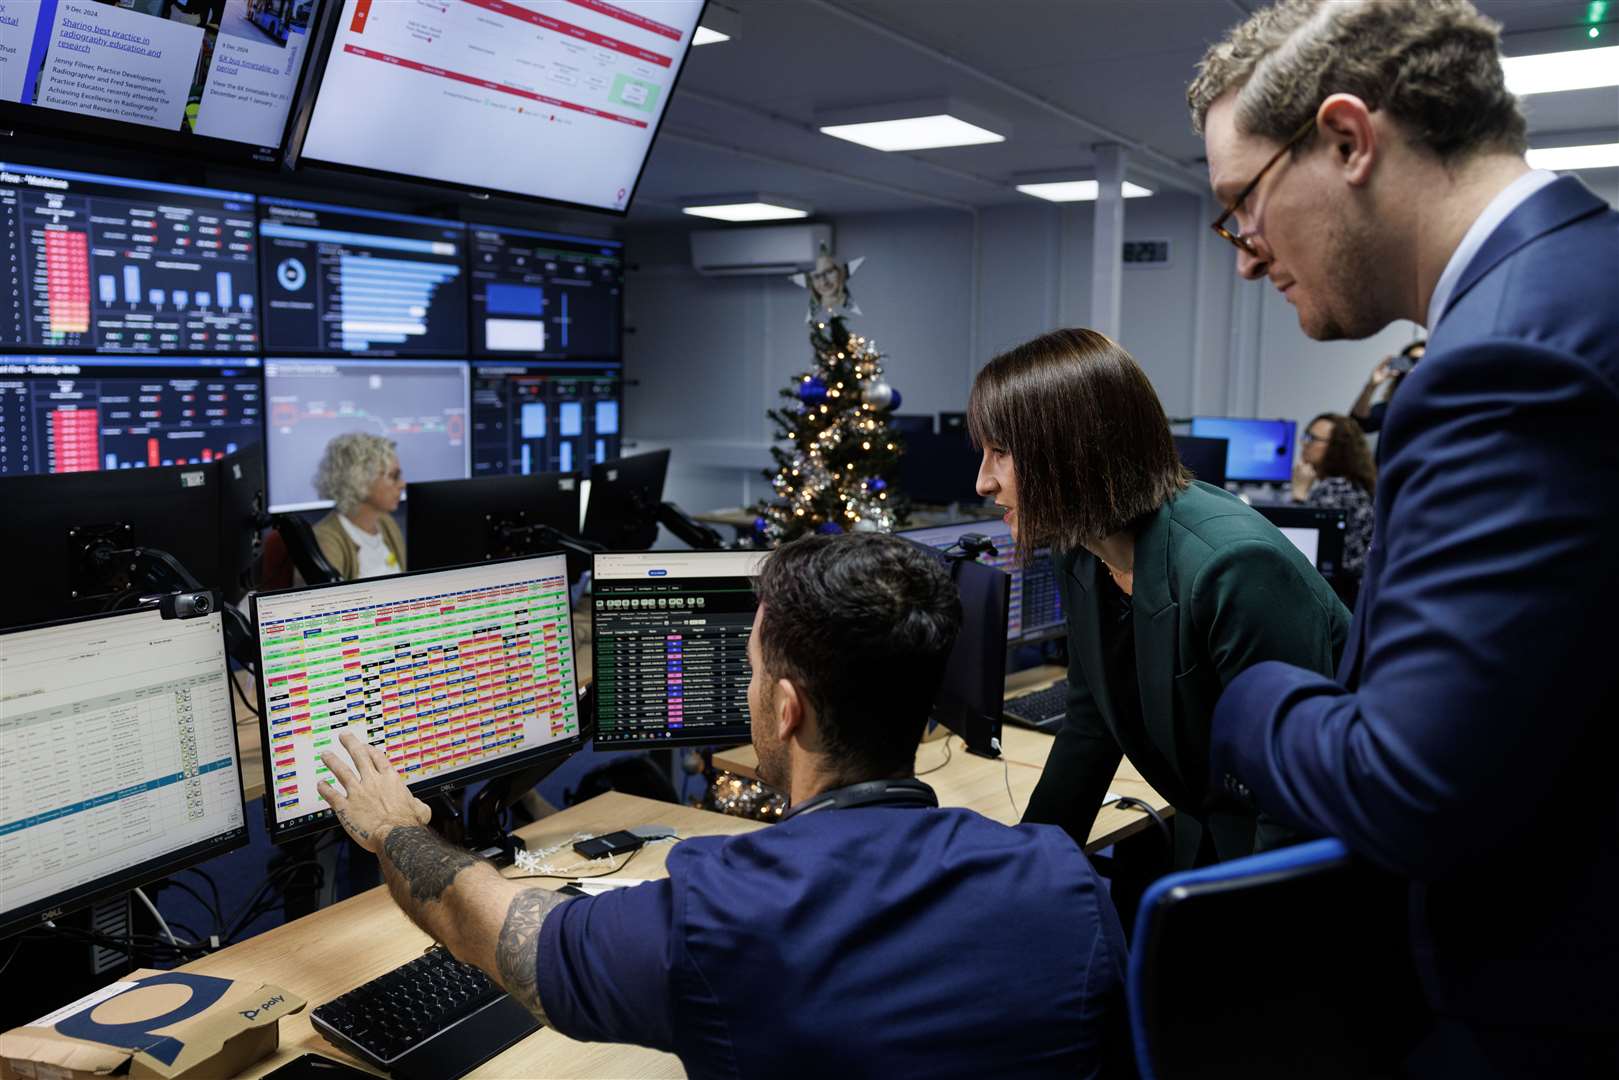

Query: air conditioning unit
left=689, top=224, right=832, bottom=277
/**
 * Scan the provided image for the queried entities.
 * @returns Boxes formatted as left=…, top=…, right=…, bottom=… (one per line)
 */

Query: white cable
left=511, top=834, right=676, bottom=879
left=1003, top=759, right=1021, bottom=820
left=133, top=887, right=191, bottom=947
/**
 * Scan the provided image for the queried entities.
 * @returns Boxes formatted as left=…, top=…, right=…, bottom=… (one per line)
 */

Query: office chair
left=1128, top=838, right=1428, bottom=1079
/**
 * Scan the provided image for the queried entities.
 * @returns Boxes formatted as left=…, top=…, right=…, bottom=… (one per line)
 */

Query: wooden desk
left=193, top=793, right=761, bottom=1079
left=711, top=663, right=1172, bottom=852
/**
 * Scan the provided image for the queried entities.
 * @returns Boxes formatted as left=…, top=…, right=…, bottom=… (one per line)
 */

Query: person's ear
left=774, top=677, right=803, bottom=745
left=1316, top=93, right=1377, bottom=187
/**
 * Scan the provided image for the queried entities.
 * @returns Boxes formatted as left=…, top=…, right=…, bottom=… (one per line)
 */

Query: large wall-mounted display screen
left=297, top=0, right=705, bottom=211
left=0, top=163, right=259, bottom=354
left=258, top=198, right=467, bottom=356
left=263, top=357, right=469, bottom=511
left=0, top=0, right=326, bottom=166
left=469, top=225, right=622, bottom=360
left=0, top=354, right=261, bottom=476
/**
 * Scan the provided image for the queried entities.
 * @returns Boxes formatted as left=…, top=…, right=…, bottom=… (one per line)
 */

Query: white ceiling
left=627, top=0, right=1619, bottom=223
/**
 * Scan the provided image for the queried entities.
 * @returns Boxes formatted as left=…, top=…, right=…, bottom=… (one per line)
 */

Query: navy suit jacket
left=1210, top=177, right=1619, bottom=1032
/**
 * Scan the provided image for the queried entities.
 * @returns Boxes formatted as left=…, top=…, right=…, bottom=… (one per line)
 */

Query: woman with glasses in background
left=1292, top=414, right=1376, bottom=608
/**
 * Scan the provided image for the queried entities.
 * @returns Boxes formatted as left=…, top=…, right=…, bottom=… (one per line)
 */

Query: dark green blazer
left=1023, top=481, right=1350, bottom=866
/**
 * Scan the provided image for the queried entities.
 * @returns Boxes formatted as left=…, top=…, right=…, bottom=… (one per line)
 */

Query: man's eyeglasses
left=1210, top=116, right=1317, bottom=255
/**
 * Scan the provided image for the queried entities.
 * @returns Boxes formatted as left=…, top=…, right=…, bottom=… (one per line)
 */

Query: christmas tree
left=754, top=251, right=910, bottom=544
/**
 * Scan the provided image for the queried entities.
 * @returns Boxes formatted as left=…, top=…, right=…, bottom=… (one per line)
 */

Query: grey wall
left=624, top=172, right=1615, bottom=515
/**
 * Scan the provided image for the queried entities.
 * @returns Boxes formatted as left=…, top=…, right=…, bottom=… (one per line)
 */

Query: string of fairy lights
left=755, top=315, right=909, bottom=543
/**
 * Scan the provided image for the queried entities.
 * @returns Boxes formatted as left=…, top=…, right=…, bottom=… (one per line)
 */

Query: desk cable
left=915, top=737, right=954, bottom=777
left=1112, top=796, right=1173, bottom=851
left=511, top=834, right=675, bottom=881
left=230, top=669, right=261, bottom=725
left=1003, top=757, right=1021, bottom=820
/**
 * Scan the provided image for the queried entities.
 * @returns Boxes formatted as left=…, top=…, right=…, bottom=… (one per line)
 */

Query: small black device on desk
left=311, top=945, right=540, bottom=1080
left=1003, top=680, right=1069, bottom=733
left=573, top=830, right=646, bottom=860
left=262, top=1053, right=377, bottom=1078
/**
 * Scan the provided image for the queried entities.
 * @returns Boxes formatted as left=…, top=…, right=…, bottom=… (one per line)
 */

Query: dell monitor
left=901, top=540, right=1007, bottom=758
left=0, top=164, right=260, bottom=353
left=407, top=473, right=582, bottom=575
left=1189, top=418, right=1296, bottom=484
left=0, top=355, right=263, bottom=477
left=258, top=199, right=467, bottom=356
left=296, top=0, right=705, bottom=212
left=251, top=554, right=584, bottom=843
left=1173, top=434, right=1229, bottom=489
left=0, top=2, right=325, bottom=167
left=263, top=358, right=471, bottom=513
left=898, top=520, right=1065, bottom=646
left=0, top=461, right=228, bottom=629
left=0, top=606, right=249, bottom=940
left=591, top=550, right=768, bottom=750
left=470, top=363, right=623, bottom=477
left=582, top=450, right=671, bottom=551
left=469, top=226, right=624, bottom=360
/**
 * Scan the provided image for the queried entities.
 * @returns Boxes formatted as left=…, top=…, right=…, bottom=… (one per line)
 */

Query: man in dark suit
left=1188, top=0, right=1618, bottom=1073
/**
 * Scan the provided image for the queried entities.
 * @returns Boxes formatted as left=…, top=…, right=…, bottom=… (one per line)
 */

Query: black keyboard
left=311, top=944, right=541, bottom=1080
left=1003, top=680, right=1068, bottom=732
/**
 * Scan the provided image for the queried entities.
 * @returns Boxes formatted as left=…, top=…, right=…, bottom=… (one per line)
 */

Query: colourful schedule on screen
left=254, top=559, right=579, bottom=832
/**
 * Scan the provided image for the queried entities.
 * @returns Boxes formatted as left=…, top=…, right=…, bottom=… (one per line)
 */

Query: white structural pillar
left=1089, top=143, right=1127, bottom=341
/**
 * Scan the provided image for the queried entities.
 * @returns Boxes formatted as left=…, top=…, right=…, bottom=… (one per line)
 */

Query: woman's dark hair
left=967, top=328, right=1189, bottom=554
left=1308, top=413, right=1377, bottom=496
left=755, top=533, right=962, bottom=779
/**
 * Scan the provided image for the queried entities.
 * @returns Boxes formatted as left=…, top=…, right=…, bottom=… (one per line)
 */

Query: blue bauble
left=816, top=521, right=844, bottom=535
left=888, top=388, right=902, bottom=411
left=797, top=377, right=829, bottom=404
left=870, top=478, right=887, bottom=493
left=753, top=516, right=769, bottom=534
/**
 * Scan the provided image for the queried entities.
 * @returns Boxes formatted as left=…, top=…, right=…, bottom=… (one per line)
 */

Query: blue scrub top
left=537, top=802, right=1129, bottom=1079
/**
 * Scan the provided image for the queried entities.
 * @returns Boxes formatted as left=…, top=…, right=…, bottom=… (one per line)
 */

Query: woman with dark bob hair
left=970, top=328, right=1351, bottom=866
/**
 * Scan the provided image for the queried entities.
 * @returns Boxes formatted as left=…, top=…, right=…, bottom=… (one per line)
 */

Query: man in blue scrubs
left=1190, top=0, right=1619, bottom=1072
left=319, top=533, right=1131, bottom=1079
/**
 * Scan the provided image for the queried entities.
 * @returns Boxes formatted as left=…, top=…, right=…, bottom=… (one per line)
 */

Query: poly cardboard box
left=0, top=970, right=304, bottom=1080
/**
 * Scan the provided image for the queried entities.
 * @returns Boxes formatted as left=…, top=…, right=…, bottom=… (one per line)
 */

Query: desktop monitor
left=898, top=429, right=982, bottom=506
left=263, top=358, right=471, bottom=513
left=0, top=356, right=262, bottom=476
left=0, top=461, right=228, bottom=629
left=1173, top=434, right=1229, bottom=489
left=889, top=414, right=935, bottom=437
left=1251, top=505, right=1348, bottom=583
left=898, top=520, right=1065, bottom=646
left=0, top=605, right=249, bottom=940
left=218, top=442, right=268, bottom=605
left=591, top=550, right=768, bottom=750
left=0, top=164, right=259, bottom=354
left=258, top=199, right=467, bottom=356
left=0, top=2, right=326, bottom=167
left=900, top=539, right=1007, bottom=758
left=251, top=554, right=584, bottom=842
left=407, top=473, right=582, bottom=573
left=296, top=0, right=705, bottom=213
left=470, top=364, right=623, bottom=477
left=1190, top=417, right=1296, bottom=484
left=582, top=449, right=670, bottom=551
left=469, top=226, right=624, bottom=360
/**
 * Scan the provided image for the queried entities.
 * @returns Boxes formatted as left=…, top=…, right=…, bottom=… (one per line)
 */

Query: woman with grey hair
left=309, top=432, right=407, bottom=581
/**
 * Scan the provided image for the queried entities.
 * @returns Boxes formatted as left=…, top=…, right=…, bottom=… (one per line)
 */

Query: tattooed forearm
left=496, top=888, right=570, bottom=1020
left=383, top=825, right=480, bottom=904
